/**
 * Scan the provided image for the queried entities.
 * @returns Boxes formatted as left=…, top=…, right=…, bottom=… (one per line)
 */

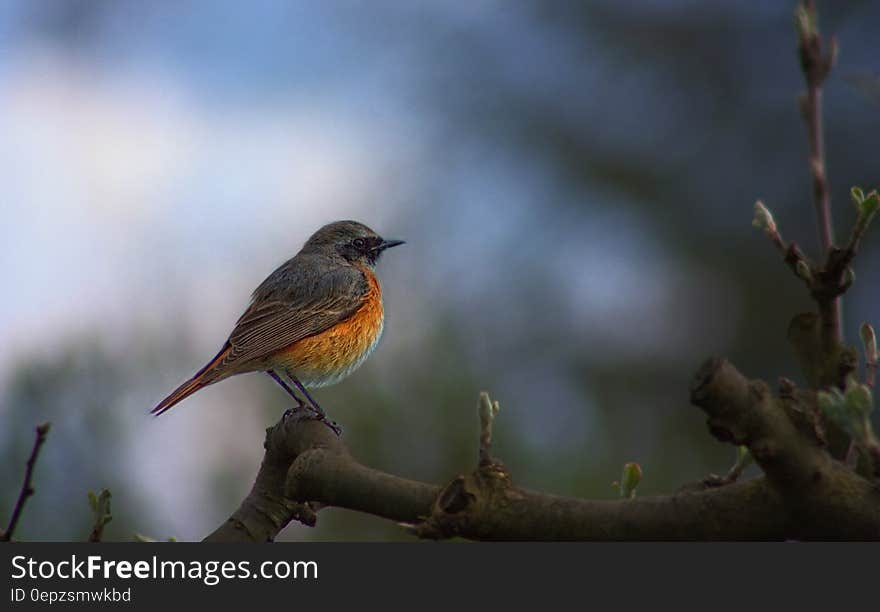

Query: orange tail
left=151, top=344, right=231, bottom=416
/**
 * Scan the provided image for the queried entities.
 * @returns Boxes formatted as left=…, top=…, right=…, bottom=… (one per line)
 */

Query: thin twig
left=2, top=422, right=51, bottom=542
left=860, top=323, right=877, bottom=388
left=796, top=0, right=840, bottom=344
left=796, top=0, right=836, bottom=252
left=835, top=196, right=878, bottom=279
left=87, top=489, right=113, bottom=543
left=753, top=200, right=813, bottom=285
left=478, top=392, right=501, bottom=467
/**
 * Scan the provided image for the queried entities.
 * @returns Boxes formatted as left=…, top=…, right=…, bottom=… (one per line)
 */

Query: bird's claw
left=285, top=404, right=342, bottom=436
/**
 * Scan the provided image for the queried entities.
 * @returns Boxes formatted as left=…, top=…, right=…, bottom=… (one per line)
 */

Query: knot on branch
left=415, top=462, right=515, bottom=540
left=808, top=247, right=858, bottom=305
left=414, top=392, right=514, bottom=539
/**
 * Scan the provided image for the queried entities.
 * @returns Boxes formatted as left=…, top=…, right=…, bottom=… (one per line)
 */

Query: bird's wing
left=218, top=258, right=368, bottom=370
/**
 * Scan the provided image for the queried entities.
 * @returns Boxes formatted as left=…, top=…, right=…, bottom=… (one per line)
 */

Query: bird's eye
left=352, top=238, right=366, bottom=249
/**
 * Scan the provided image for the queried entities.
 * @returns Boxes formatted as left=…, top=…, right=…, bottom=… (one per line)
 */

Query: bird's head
left=303, top=220, right=405, bottom=268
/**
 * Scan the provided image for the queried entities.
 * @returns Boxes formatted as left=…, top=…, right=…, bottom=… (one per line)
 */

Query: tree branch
left=203, top=409, right=324, bottom=542
left=692, top=358, right=880, bottom=538
left=206, top=379, right=880, bottom=542
left=796, top=0, right=840, bottom=351
left=2, top=422, right=51, bottom=542
left=796, top=0, right=836, bottom=255
left=87, top=489, right=113, bottom=543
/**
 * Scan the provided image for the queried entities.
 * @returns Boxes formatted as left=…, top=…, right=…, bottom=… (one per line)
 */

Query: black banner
left=0, top=543, right=871, bottom=609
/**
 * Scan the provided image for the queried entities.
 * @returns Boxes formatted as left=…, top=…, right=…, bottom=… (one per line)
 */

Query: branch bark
left=205, top=374, right=880, bottom=542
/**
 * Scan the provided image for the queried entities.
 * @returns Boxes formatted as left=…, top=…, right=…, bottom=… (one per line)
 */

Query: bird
left=151, top=220, right=404, bottom=433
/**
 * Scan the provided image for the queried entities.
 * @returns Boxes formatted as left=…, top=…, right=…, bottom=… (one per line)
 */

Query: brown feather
left=151, top=344, right=231, bottom=415
left=220, top=265, right=369, bottom=372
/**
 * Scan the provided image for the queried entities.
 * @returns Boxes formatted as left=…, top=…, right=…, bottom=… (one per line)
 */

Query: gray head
left=302, top=220, right=405, bottom=267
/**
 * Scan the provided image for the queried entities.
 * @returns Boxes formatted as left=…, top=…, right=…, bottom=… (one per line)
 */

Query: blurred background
left=2, top=0, right=878, bottom=541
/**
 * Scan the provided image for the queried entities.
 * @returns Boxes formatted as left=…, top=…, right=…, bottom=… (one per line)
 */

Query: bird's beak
left=376, top=238, right=405, bottom=252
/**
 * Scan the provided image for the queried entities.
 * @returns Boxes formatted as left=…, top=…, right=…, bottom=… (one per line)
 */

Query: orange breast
left=275, top=266, right=384, bottom=388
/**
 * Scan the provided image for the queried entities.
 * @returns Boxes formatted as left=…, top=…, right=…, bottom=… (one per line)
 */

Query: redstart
left=152, top=220, right=404, bottom=432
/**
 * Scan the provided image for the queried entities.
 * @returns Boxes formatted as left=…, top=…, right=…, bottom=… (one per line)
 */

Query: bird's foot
left=285, top=404, right=342, bottom=436
left=282, top=404, right=313, bottom=423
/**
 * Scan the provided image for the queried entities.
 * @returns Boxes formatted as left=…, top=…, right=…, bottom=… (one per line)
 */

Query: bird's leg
left=290, top=378, right=325, bottom=417
left=288, top=373, right=342, bottom=436
left=267, top=370, right=307, bottom=417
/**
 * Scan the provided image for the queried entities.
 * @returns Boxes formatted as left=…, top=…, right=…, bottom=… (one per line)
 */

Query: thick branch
left=206, top=389, right=880, bottom=541
left=284, top=423, right=787, bottom=539
left=286, top=447, right=438, bottom=523
left=692, top=358, right=880, bottom=538
left=412, top=467, right=785, bottom=541
left=203, top=410, right=327, bottom=542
